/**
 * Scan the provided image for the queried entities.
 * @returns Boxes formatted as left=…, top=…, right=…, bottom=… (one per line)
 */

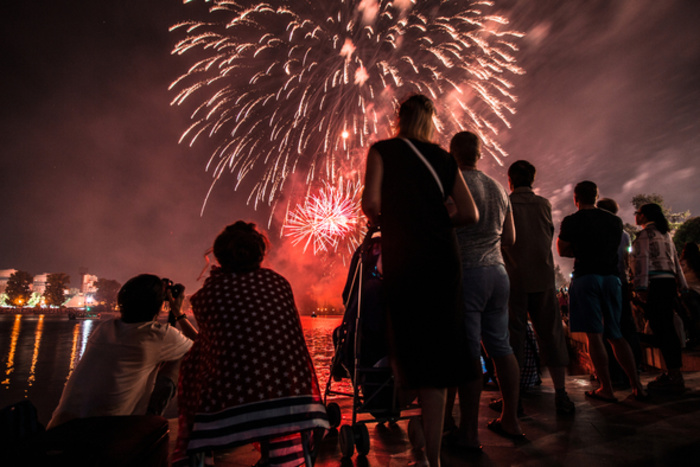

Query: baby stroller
left=324, top=226, right=419, bottom=458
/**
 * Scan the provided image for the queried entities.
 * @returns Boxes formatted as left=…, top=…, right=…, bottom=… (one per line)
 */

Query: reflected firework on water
left=0, top=315, right=348, bottom=424
left=170, top=0, right=524, bottom=225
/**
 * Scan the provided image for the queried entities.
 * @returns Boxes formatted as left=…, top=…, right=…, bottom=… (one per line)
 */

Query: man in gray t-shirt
left=444, top=132, right=523, bottom=447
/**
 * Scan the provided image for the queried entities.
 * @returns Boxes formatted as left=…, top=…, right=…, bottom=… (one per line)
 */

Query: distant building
left=1, top=269, right=100, bottom=308
left=32, top=273, right=50, bottom=296
left=82, top=274, right=98, bottom=294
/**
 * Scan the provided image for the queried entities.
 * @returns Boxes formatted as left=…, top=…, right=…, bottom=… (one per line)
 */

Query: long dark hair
left=639, top=203, right=670, bottom=234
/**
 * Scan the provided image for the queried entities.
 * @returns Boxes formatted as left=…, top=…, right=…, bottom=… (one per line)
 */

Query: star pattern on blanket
left=184, top=268, right=316, bottom=413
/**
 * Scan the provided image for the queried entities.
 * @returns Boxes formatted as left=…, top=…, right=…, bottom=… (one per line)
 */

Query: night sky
left=2, top=1, right=699, bottom=310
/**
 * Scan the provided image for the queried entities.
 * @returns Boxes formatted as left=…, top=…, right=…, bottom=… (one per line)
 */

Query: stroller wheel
left=326, top=402, right=341, bottom=429
left=354, top=423, right=370, bottom=456
left=339, top=425, right=355, bottom=457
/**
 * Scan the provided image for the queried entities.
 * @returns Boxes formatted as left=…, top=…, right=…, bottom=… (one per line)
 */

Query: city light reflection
left=1, top=315, right=22, bottom=388
left=26, top=315, right=44, bottom=390
left=66, top=322, right=81, bottom=381
left=79, top=320, right=93, bottom=360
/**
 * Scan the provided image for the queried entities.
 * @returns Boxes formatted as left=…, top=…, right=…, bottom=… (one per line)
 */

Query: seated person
left=173, top=221, right=329, bottom=467
left=47, top=274, right=198, bottom=429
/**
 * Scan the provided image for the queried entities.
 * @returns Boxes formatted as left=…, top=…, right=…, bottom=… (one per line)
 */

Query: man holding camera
left=47, top=274, right=198, bottom=429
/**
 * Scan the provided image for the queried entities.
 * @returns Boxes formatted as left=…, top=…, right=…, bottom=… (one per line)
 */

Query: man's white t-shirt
left=48, top=319, right=193, bottom=429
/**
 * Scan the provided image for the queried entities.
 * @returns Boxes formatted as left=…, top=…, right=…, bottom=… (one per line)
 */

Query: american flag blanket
left=174, top=267, right=328, bottom=465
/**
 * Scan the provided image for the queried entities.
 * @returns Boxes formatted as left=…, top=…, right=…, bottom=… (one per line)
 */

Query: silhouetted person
left=597, top=197, right=644, bottom=381
left=502, top=160, right=574, bottom=415
left=362, top=95, right=479, bottom=467
left=446, top=131, right=523, bottom=448
left=632, top=203, right=688, bottom=393
left=173, top=221, right=329, bottom=467
left=48, top=274, right=197, bottom=429
left=557, top=181, right=646, bottom=401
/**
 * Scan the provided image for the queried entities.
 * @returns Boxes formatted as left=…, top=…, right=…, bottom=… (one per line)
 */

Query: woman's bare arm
left=502, top=208, right=516, bottom=247
left=361, top=147, right=383, bottom=225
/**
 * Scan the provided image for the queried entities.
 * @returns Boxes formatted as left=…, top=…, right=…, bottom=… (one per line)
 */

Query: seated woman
left=173, top=221, right=328, bottom=466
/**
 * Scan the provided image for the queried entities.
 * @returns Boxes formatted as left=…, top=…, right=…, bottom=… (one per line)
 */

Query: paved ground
left=167, top=365, right=700, bottom=466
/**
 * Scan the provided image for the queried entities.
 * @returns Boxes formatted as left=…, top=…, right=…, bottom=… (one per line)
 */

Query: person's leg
left=607, top=337, right=645, bottom=395
left=147, top=360, right=180, bottom=415
left=528, top=289, right=570, bottom=391
left=602, top=276, right=646, bottom=397
left=418, top=387, right=446, bottom=467
left=548, top=366, right=567, bottom=391
left=453, top=267, right=486, bottom=447
left=586, top=332, right=615, bottom=398
left=507, top=289, right=529, bottom=371
left=481, top=266, right=522, bottom=435
left=456, top=377, right=483, bottom=447
left=491, top=353, right=522, bottom=435
left=570, top=275, right=616, bottom=398
left=646, top=279, right=683, bottom=372
left=645, top=279, right=685, bottom=390
left=444, top=387, right=457, bottom=433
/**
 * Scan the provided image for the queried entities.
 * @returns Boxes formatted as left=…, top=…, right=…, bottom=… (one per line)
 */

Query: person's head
left=507, top=160, right=536, bottom=189
left=636, top=203, right=669, bottom=233
left=397, top=94, right=436, bottom=142
left=596, top=198, right=619, bottom=215
left=450, top=131, right=481, bottom=168
left=213, top=221, right=268, bottom=274
left=573, top=181, right=598, bottom=207
left=681, top=242, right=700, bottom=274
left=118, top=274, right=166, bottom=323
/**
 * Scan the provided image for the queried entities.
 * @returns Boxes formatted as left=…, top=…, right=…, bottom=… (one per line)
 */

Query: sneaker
left=555, top=393, right=575, bottom=415
left=647, top=373, right=685, bottom=394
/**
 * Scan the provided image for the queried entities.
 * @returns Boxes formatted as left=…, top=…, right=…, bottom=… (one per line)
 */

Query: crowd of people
left=360, top=94, right=697, bottom=465
left=34, top=94, right=698, bottom=467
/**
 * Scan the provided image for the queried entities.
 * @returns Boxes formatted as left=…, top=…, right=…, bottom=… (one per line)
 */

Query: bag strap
left=401, top=138, right=444, bottom=197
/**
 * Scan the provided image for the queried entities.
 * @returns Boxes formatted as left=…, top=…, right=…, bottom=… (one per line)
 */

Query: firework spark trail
left=283, top=180, right=363, bottom=255
left=170, top=0, right=523, bottom=214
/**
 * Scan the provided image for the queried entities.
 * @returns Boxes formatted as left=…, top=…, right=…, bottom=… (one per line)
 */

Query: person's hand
left=166, top=286, right=186, bottom=318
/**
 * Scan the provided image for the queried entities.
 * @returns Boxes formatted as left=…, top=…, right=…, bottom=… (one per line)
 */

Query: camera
left=162, top=278, right=185, bottom=299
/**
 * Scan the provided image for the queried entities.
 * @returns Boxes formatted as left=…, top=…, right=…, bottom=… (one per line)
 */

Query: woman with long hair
left=362, top=94, right=479, bottom=466
left=632, top=203, right=688, bottom=392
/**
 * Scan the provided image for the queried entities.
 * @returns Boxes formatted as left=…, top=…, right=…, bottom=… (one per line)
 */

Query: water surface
left=0, top=314, right=344, bottom=425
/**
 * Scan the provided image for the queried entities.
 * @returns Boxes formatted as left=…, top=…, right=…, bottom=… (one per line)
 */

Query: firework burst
left=283, top=180, right=364, bottom=255
left=170, top=0, right=523, bottom=213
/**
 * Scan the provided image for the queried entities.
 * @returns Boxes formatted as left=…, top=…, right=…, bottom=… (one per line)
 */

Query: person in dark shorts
left=557, top=181, right=647, bottom=402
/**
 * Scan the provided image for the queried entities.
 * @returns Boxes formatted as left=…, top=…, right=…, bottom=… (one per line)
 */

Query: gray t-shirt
left=457, top=170, right=511, bottom=268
